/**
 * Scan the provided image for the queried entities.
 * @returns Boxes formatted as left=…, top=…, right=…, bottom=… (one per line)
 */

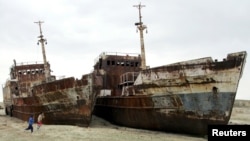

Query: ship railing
left=94, top=52, right=140, bottom=64
left=119, top=72, right=139, bottom=86
left=13, top=61, right=44, bottom=67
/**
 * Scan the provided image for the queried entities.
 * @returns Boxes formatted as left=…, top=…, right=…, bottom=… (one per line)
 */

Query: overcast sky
left=0, top=0, right=249, bottom=101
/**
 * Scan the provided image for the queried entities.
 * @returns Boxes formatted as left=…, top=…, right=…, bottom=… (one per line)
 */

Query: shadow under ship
left=93, top=3, right=248, bottom=135
left=2, top=21, right=100, bottom=127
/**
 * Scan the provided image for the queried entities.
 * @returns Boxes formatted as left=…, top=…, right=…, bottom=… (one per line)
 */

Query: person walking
left=25, top=114, right=34, bottom=133
left=37, top=112, right=45, bottom=130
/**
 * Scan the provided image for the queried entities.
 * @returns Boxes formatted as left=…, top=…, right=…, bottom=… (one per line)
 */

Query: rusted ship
left=93, top=3, right=248, bottom=135
left=2, top=21, right=99, bottom=126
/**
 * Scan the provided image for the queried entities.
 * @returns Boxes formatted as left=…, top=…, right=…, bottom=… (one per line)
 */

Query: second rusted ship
left=93, top=3, right=248, bottom=135
left=2, top=21, right=100, bottom=126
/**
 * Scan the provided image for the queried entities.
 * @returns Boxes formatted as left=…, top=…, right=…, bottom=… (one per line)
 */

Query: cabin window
left=107, top=60, right=110, bottom=65
left=23, top=70, right=27, bottom=75
left=126, top=61, right=130, bottom=66
left=116, top=61, right=120, bottom=66
left=40, top=69, right=44, bottom=73
left=135, top=62, right=139, bottom=67
left=112, top=61, right=115, bottom=65
left=130, top=62, right=134, bottom=67
left=31, top=69, right=35, bottom=74
left=27, top=69, right=31, bottom=74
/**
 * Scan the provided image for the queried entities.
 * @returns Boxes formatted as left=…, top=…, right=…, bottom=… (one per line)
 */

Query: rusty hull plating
left=3, top=61, right=98, bottom=126
left=93, top=51, right=247, bottom=135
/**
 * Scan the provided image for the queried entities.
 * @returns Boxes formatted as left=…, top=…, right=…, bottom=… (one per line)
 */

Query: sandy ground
left=0, top=101, right=249, bottom=141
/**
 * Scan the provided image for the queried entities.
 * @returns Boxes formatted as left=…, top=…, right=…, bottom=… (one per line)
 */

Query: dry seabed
left=0, top=100, right=249, bottom=141
left=0, top=110, right=206, bottom=141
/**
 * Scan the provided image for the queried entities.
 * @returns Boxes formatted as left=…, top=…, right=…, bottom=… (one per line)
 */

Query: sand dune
left=0, top=100, right=249, bottom=141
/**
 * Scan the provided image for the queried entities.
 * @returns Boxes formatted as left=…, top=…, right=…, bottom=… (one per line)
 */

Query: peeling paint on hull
left=94, top=92, right=234, bottom=135
left=93, top=51, right=247, bottom=135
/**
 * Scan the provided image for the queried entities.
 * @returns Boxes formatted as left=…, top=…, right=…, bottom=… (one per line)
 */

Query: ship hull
left=93, top=51, right=247, bottom=135
left=3, top=73, right=98, bottom=127
left=12, top=99, right=92, bottom=126
left=94, top=92, right=234, bottom=135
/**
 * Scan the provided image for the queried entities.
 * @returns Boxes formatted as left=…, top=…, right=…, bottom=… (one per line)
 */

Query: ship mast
left=34, top=21, right=50, bottom=82
left=133, top=3, right=147, bottom=70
